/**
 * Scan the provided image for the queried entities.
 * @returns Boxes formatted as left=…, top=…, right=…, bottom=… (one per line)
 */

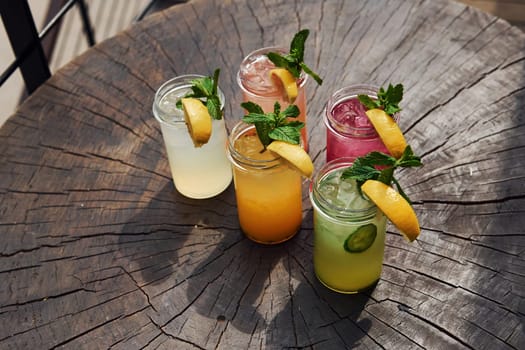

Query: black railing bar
left=39, top=0, right=94, bottom=45
left=135, top=0, right=158, bottom=22
left=0, top=60, right=21, bottom=88
left=1, top=0, right=95, bottom=90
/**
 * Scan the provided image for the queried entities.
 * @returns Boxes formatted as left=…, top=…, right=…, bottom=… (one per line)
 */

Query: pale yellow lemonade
left=310, top=159, right=387, bottom=293
left=228, top=123, right=302, bottom=244
left=153, top=75, right=232, bottom=199
left=238, top=47, right=308, bottom=149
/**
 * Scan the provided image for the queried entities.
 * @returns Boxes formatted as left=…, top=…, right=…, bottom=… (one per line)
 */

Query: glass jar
left=153, top=75, right=232, bottom=199
left=237, top=46, right=309, bottom=150
left=227, top=121, right=303, bottom=244
left=324, top=84, right=398, bottom=162
left=310, top=158, right=387, bottom=293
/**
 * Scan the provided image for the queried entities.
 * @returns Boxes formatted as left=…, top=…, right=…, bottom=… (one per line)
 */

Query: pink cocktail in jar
left=237, top=47, right=308, bottom=150
left=324, top=85, right=398, bottom=162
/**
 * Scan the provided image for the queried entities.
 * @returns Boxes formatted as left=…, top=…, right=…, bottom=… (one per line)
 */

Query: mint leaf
left=241, top=101, right=264, bottom=114
left=341, top=146, right=423, bottom=202
left=290, top=29, right=308, bottom=62
left=242, top=112, right=272, bottom=124
left=177, top=68, right=223, bottom=119
left=358, top=94, right=379, bottom=110
left=255, top=122, right=273, bottom=147
left=285, top=120, right=304, bottom=128
left=300, top=62, right=323, bottom=85
left=377, top=167, right=394, bottom=185
left=392, top=177, right=412, bottom=205
left=395, top=145, right=422, bottom=168
left=357, top=83, right=404, bottom=117
left=282, top=105, right=300, bottom=118
left=359, top=151, right=396, bottom=167
left=341, top=163, right=381, bottom=182
left=241, top=101, right=304, bottom=149
left=212, top=69, right=220, bottom=95
left=206, top=96, right=221, bottom=120
left=378, top=83, right=403, bottom=116
left=267, top=52, right=289, bottom=68
left=191, top=78, right=213, bottom=97
left=267, top=29, right=323, bottom=85
left=269, top=125, right=302, bottom=144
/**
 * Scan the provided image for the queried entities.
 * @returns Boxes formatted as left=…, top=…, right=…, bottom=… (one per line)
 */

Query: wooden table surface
left=1, top=0, right=524, bottom=349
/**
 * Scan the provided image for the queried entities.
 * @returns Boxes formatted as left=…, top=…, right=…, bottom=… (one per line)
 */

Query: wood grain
left=1, top=0, right=524, bottom=349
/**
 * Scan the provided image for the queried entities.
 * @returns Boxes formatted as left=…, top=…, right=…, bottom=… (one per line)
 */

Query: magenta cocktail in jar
left=325, top=85, right=398, bottom=162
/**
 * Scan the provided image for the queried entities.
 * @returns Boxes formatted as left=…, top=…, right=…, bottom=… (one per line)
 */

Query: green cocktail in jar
left=310, top=159, right=387, bottom=293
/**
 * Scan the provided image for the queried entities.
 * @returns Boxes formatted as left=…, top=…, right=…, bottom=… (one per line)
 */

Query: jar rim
left=152, top=74, right=225, bottom=126
left=310, top=158, right=377, bottom=220
left=227, top=121, right=283, bottom=170
left=324, top=84, right=399, bottom=138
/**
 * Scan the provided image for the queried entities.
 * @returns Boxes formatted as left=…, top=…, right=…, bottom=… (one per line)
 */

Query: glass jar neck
left=310, top=158, right=378, bottom=221
left=153, top=74, right=225, bottom=125
left=227, top=122, right=283, bottom=171
left=324, top=84, right=380, bottom=138
left=237, top=46, right=307, bottom=97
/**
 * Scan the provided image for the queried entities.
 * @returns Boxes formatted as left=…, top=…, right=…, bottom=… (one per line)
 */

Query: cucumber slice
left=343, top=224, right=377, bottom=253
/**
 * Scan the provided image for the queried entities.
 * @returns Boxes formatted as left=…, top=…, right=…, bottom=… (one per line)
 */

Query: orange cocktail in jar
left=228, top=122, right=303, bottom=244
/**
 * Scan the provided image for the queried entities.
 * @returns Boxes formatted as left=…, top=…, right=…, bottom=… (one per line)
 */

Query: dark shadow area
left=116, top=178, right=373, bottom=348
left=118, top=181, right=239, bottom=287
left=182, top=205, right=373, bottom=348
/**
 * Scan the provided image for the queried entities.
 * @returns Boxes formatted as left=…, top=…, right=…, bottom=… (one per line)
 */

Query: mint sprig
left=358, top=83, right=403, bottom=116
left=241, top=101, right=303, bottom=149
left=267, top=29, right=323, bottom=85
left=341, top=146, right=422, bottom=204
left=176, top=68, right=223, bottom=119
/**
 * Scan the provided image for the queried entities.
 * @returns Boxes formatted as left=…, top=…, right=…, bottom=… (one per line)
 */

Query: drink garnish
left=366, top=109, right=407, bottom=158
left=342, top=147, right=422, bottom=202
left=343, top=223, right=377, bottom=253
left=180, top=98, right=213, bottom=147
left=358, top=83, right=403, bottom=116
left=176, top=69, right=222, bottom=147
left=241, top=101, right=314, bottom=178
left=267, top=141, right=314, bottom=178
left=177, top=68, right=223, bottom=120
left=266, top=29, right=323, bottom=101
left=341, top=147, right=423, bottom=242
left=357, top=83, right=406, bottom=158
left=269, top=68, right=299, bottom=102
left=241, top=101, right=303, bottom=147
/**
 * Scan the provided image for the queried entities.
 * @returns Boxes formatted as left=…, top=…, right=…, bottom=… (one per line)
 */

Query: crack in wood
left=147, top=314, right=206, bottom=350
left=0, top=287, right=96, bottom=310
left=86, top=151, right=170, bottom=180
left=117, top=265, right=157, bottom=312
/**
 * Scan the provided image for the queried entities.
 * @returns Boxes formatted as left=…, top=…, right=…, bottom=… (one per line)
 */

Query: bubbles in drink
left=331, top=98, right=372, bottom=129
left=158, top=88, right=187, bottom=123
left=239, top=53, right=278, bottom=95
left=318, top=169, right=372, bottom=210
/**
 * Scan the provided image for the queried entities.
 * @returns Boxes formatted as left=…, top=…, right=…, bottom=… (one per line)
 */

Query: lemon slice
left=181, top=98, right=212, bottom=147
left=361, top=179, right=420, bottom=242
left=266, top=140, right=314, bottom=178
left=366, top=109, right=406, bottom=159
left=269, top=68, right=298, bottom=103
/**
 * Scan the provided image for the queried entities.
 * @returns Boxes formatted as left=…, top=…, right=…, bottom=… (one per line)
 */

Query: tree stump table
left=1, top=0, right=524, bottom=348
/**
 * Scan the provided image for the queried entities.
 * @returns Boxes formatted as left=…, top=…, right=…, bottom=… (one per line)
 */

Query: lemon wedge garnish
left=269, top=68, right=298, bottom=103
left=181, top=98, right=212, bottom=147
left=361, top=179, right=420, bottom=242
left=266, top=140, right=314, bottom=178
left=366, top=109, right=407, bottom=159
